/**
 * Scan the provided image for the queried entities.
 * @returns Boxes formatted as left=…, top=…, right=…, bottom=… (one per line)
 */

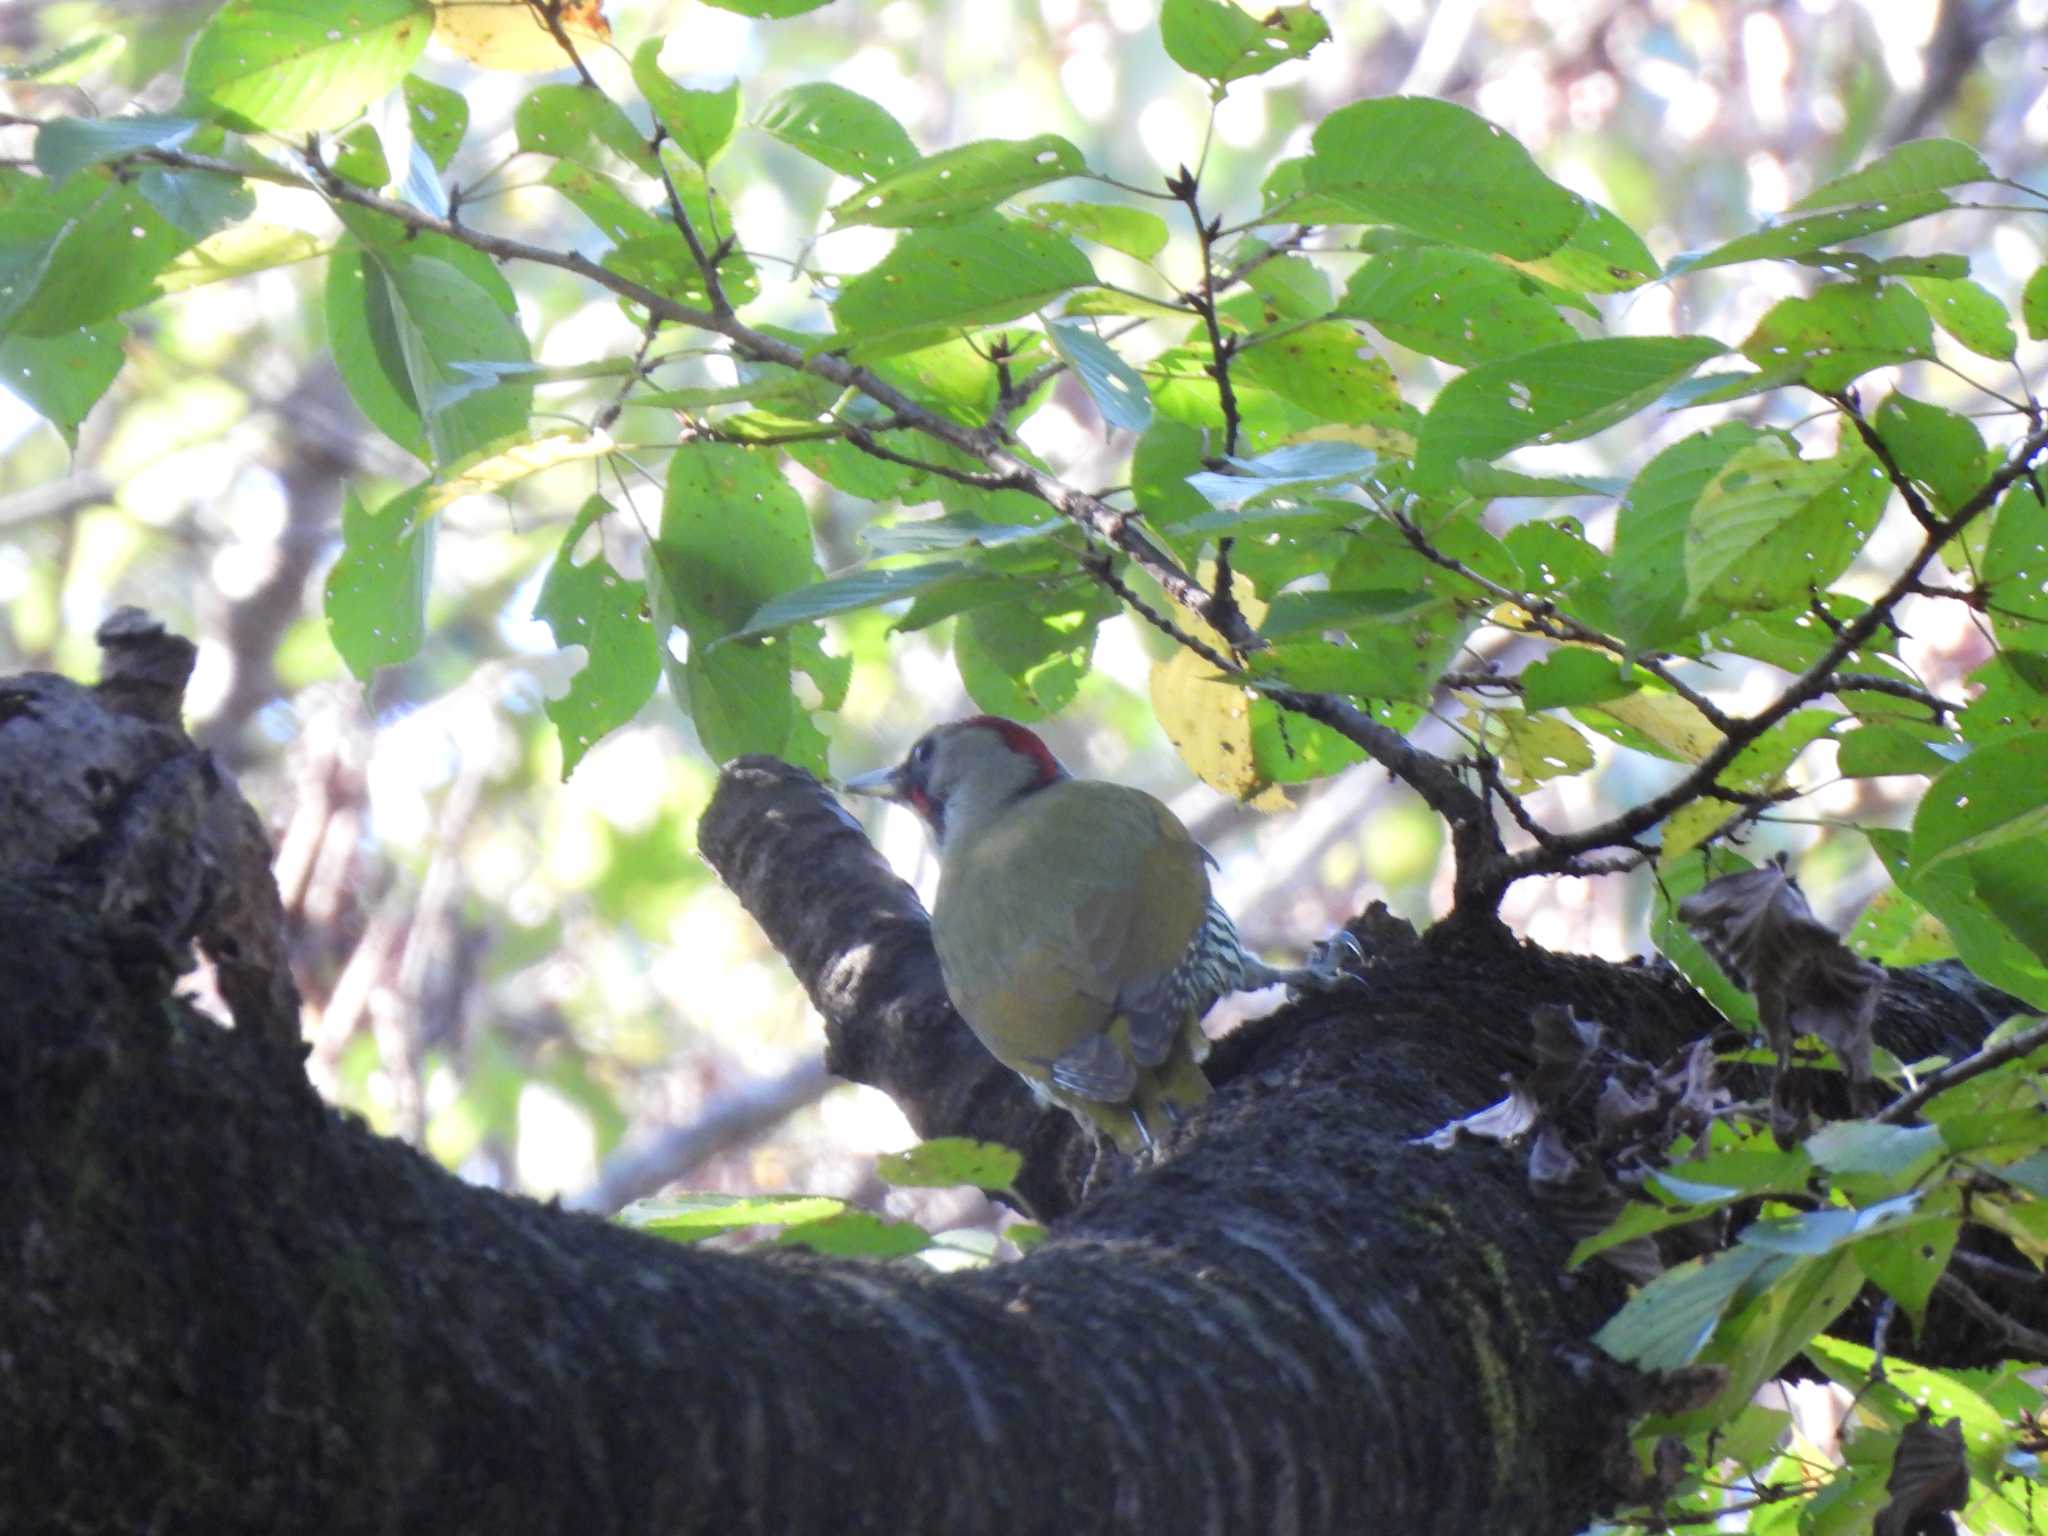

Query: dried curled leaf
left=1677, top=858, right=1885, bottom=1096
left=1412, top=1082, right=1539, bottom=1150
left=1874, top=1416, right=1968, bottom=1536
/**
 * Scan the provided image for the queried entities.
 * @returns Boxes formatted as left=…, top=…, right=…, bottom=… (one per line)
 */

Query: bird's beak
left=840, top=763, right=907, bottom=802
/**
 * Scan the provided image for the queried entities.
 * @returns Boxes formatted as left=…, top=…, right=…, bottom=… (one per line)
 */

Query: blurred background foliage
left=2, top=0, right=2043, bottom=1228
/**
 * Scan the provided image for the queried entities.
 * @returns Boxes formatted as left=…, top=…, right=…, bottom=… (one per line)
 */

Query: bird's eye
left=911, top=737, right=933, bottom=765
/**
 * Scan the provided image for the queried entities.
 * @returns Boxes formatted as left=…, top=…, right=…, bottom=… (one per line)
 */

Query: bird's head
left=843, top=715, right=1067, bottom=849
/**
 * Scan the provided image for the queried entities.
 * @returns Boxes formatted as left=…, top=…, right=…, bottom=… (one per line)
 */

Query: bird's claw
left=1295, top=930, right=1366, bottom=992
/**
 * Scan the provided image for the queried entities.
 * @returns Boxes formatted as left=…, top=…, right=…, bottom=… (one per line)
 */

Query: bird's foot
left=1296, top=930, right=1366, bottom=991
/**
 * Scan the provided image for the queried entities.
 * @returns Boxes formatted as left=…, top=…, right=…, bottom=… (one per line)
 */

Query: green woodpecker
left=844, top=715, right=1340, bottom=1155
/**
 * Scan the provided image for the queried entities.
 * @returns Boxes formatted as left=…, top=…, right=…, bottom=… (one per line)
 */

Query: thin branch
left=1166, top=165, right=1243, bottom=459
left=1832, top=672, right=1958, bottom=718
left=1877, top=1015, right=2048, bottom=1124
left=1386, top=505, right=1736, bottom=734
left=1833, top=392, right=1939, bottom=534
left=1497, top=417, right=2048, bottom=883
left=1933, top=1272, right=2048, bottom=1358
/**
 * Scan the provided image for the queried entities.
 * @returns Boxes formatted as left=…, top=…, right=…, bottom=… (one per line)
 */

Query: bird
left=842, top=715, right=1350, bottom=1156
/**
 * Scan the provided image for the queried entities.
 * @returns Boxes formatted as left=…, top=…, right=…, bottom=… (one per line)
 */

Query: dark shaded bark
left=2, top=634, right=2038, bottom=1535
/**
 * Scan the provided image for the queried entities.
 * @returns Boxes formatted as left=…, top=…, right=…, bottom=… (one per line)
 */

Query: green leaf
left=1669, top=195, right=1951, bottom=277
left=34, top=115, right=198, bottom=183
left=1593, top=1246, right=1778, bottom=1371
left=1804, top=1122, right=1946, bottom=1180
left=0, top=180, right=199, bottom=338
left=830, top=213, right=1093, bottom=357
left=1867, top=827, right=2048, bottom=1010
left=2024, top=264, right=2048, bottom=342
left=1414, top=335, right=1726, bottom=493
left=1045, top=319, right=1152, bottom=433
left=1609, top=424, right=1759, bottom=649
left=735, top=562, right=982, bottom=638
left=1338, top=244, right=1576, bottom=366
left=1303, top=98, right=1584, bottom=260
left=330, top=122, right=390, bottom=188
left=1982, top=480, right=2048, bottom=654
left=777, top=1210, right=932, bottom=1258
left=1475, top=707, right=1594, bottom=790
left=402, top=74, right=467, bottom=171
left=182, top=0, right=431, bottom=134
left=534, top=497, right=661, bottom=778
left=1805, top=1336, right=2014, bottom=1480
left=1682, top=439, right=1890, bottom=616
left=514, top=83, right=657, bottom=174
left=1835, top=724, right=1954, bottom=778
left=874, top=1138, right=1023, bottom=1191
left=755, top=82, right=918, bottom=182
left=1912, top=732, right=2048, bottom=963
left=1233, top=321, right=1402, bottom=425
left=830, top=135, right=1088, bottom=229
left=633, top=43, right=738, bottom=169
left=1848, top=882, right=1955, bottom=966
left=1739, top=281, right=1934, bottom=392
left=622, top=1192, right=845, bottom=1240
left=1905, top=275, right=2016, bottom=360
left=1522, top=650, right=1638, bottom=711
left=657, top=441, right=819, bottom=643
left=1022, top=201, right=1169, bottom=261
left=684, top=639, right=795, bottom=763
left=1874, top=392, right=1987, bottom=516
left=1853, top=1215, right=1959, bottom=1331
left=1508, top=199, right=1659, bottom=293
left=1795, top=138, right=1992, bottom=209
left=1159, top=0, right=1330, bottom=90
left=1184, top=442, right=1379, bottom=508
left=0, top=321, right=124, bottom=447
left=955, top=587, right=1110, bottom=722
left=325, top=484, right=434, bottom=679
left=1, top=34, right=126, bottom=85
left=701, top=0, right=833, bottom=15
left=324, top=237, right=533, bottom=465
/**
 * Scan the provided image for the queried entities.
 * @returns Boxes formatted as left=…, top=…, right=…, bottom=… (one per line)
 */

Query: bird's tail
left=1122, top=1049, right=1212, bottom=1158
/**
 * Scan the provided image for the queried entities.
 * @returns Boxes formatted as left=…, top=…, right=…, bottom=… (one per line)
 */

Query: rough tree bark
left=1, top=626, right=2036, bottom=1535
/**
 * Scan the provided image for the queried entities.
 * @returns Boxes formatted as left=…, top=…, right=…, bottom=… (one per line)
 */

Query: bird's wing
left=933, top=783, right=1209, bottom=1078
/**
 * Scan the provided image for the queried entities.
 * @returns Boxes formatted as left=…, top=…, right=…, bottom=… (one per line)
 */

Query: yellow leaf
left=432, top=0, right=610, bottom=72
left=1148, top=588, right=1284, bottom=808
left=1595, top=689, right=1721, bottom=762
left=1658, top=799, right=1731, bottom=866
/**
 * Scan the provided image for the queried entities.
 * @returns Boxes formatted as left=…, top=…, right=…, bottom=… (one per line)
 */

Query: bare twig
left=1877, top=1015, right=2048, bottom=1124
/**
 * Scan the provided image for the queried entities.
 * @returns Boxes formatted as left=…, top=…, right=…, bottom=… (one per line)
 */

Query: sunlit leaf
left=1414, top=335, right=1725, bottom=493
left=756, top=82, right=918, bottom=182
left=634, top=42, right=739, bottom=169
left=830, top=135, right=1088, bottom=229
left=1303, top=97, right=1584, bottom=260
left=326, top=484, right=435, bottom=679
left=831, top=214, right=1093, bottom=356
left=534, top=496, right=660, bottom=777
left=874, top=1138, right=1023, bottom=1191
left=183, top=0, right=431, bottom=133
left=430, top=0, right=609, bottom=71
left=1159, top=0, right=1330, bottom=91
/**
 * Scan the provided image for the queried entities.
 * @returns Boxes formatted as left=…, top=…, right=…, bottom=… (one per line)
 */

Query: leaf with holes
left=831, top=214, right=1093, bottom=357
left=534, top=497, right=659, bottom=778
left=1682, top=438, right=1890, bottom=616
left=1159, top=0, right=1330, bottom=91
left=1303, top=98, right=1584, bottom=260
left=1339, top=244, right=1575, bottom=366
left=633, top=42, right=738, bottom=168
left=1415, top=335, right=1725, bottom=494
left=830, top=135, right=1088, bottom=229
left=756, top=82, right=918, bottom=182
left=326, top=484, right=435, bottom=679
